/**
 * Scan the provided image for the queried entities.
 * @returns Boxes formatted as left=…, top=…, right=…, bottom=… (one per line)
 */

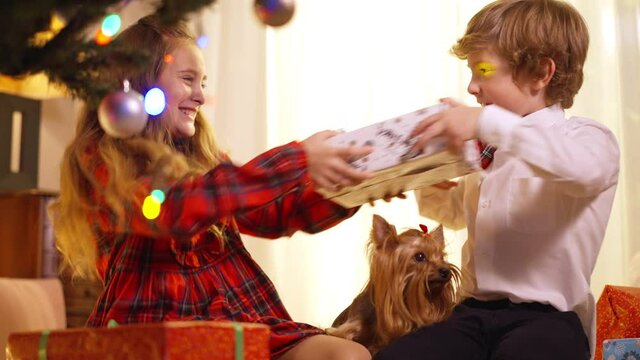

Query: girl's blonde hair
left=49, top=15, right=226, bottom=278
left=452, top=0, right=589, bottom=109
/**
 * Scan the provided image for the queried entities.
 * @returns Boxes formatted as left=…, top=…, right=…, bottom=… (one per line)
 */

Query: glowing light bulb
left=151, top=189, right=166, bottom=203
left=142, top=195, right=161, bottom=220
left=196, top=35, right=209, bottom=49
left=101, top=14, right=122, bottom=37
left=144, top=87, right=166, bottom=116
left=95, top=29, right=112, bottom=46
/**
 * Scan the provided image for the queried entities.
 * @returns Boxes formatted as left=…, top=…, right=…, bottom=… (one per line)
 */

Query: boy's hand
left=411, top=98, right=482, bottom=153
left=432, top=180, right=458, bottom=190
left=302, top=130, right=374, bottom=191
left=368, top=192, right=407, bottom=206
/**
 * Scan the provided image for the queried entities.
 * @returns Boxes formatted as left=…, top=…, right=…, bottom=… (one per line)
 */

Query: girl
left=50, top=15, right=372, bottom=360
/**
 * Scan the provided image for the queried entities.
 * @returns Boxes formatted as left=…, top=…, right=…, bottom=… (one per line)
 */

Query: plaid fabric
left=477, top=140, right=497, bottom=170
left=84, top=141, right=357, bottom=357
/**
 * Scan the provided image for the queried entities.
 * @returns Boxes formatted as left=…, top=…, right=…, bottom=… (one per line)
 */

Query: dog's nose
left=438, top=268, right=451, bottom=279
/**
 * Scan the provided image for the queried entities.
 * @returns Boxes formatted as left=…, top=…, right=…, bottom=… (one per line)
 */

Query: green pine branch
left=0, top=0, right=217, bottom=106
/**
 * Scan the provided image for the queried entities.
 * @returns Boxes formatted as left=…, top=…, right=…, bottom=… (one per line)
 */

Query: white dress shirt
left=416, top=104, right=620, bottom=356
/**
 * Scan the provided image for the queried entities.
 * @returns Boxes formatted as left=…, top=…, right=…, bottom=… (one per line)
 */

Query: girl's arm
left=235, top=182, right=358, bottom=239
left=96, top=142, right=322, bottom=238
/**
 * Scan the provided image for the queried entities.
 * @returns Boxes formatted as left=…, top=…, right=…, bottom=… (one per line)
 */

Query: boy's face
left=466, top=49, right=547, bottom=116
left=156, top=43, right=207, bottom=138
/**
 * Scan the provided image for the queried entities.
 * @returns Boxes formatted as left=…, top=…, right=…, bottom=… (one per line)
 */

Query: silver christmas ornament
left=254, top=0, right=295, bottom=27
left=98, top=80, right=148, bottom=138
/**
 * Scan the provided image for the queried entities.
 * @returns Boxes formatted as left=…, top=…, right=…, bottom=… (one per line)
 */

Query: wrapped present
left=595, top=285, right=640, bottom=360
left=320, top=104, right=479, bottom=207
left=603, top=338, right=640, bottom=360
left=7, top=321, right=270, bottom=360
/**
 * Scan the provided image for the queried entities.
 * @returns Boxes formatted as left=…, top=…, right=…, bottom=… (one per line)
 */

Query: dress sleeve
left=96, top=141, right=340, bottom=238
left=235, top=181, right=358, bottom=239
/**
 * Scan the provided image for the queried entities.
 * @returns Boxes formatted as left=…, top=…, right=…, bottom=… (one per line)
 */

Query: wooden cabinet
left=0, top=191, right=57, bottom=278
left=0, top=190, right=102, bottom=327
left=60, top=275, right=103, bottom=328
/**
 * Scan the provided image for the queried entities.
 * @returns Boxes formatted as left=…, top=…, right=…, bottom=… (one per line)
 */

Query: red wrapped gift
left=594, top=285, right=640, bottom=360
left=7, top=321, right=270, bottom=360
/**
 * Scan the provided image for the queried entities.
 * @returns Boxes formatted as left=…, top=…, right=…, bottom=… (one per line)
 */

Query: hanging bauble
left=254, top=0, right=295, bottom=27
left=98, top=80, right=148, bottom=138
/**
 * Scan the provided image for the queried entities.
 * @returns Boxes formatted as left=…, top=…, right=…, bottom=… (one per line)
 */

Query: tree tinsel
left=0, top=0, right=217, bottom=106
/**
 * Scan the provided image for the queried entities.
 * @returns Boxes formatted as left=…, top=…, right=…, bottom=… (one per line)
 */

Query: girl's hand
left=411, top=98, right=481, bottom=153
left=302, top=130, right=374, bottom=191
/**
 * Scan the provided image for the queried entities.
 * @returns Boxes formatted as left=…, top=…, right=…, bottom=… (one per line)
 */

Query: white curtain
left=207, top=0, right=639, bottom=329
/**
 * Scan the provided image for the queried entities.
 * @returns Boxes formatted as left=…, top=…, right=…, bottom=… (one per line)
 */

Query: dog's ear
left=372, top=214, right=398, bottom=248
left=429, top=224, right=445, bottom=246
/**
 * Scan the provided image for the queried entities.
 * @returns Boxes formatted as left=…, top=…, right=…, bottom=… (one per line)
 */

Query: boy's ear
left=533, top=57, right=556, bottom=90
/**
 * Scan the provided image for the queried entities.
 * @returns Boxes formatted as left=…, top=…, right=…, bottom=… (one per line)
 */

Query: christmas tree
left=0, top=0, right=217, bottom=106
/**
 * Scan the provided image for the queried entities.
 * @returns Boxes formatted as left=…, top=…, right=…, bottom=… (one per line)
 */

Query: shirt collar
left=522, top=104, right=565, bottom=127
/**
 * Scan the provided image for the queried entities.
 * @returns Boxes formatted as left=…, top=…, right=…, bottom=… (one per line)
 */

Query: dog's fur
left=327, top=214, right=460, bottom=355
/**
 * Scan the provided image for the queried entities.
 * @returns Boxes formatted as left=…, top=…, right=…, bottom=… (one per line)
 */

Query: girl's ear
left=533, top=57, right=556, bottom=90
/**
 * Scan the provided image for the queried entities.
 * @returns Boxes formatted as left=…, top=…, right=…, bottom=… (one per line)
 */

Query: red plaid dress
left=84, top=141, right=357, bottom=357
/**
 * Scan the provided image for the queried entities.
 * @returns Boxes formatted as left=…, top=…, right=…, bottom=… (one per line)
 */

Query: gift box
left=320, top=104, right=479, bottom=207
left=7, top=321, right=270, bottom=360
left=595, top=285, right=640, bottom=360
left=602, top=338, right=640, bottom=360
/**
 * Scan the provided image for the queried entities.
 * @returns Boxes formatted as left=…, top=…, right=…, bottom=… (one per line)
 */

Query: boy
left=375, top=1, right=619, bottom=359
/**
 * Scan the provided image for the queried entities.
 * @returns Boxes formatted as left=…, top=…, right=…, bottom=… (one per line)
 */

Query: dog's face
left=327, top=214, right=460, bottom=354
left=370, top=214, right=459, bottom=335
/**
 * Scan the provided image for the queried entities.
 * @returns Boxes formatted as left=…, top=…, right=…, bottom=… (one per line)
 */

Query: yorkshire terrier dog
left=327, top=214, right=460, bottom=355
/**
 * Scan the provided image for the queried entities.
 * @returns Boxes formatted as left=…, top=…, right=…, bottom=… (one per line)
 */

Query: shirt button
left=481, top=200, right=491, bottom=208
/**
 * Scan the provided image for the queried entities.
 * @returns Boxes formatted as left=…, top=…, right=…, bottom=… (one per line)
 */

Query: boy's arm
left=479, top=105, right=620, bottom=197
left=415, top=179, right=467, bottom=230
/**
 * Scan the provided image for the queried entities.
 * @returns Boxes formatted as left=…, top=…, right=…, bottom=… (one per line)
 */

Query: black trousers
left=374, top=298, right=590, bottom=360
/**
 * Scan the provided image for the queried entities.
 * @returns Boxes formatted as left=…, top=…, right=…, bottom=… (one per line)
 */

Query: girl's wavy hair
left=452, top=0, right=589, bottom=109
left=49, top=15, right=226, bottom=278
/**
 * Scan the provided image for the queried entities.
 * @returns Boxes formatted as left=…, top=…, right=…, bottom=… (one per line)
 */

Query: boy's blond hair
left=452, top=0, right=589, bottom=109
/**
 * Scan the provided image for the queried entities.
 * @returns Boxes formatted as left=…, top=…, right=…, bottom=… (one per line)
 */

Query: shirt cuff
left=477, top=104, right=521, bottom=148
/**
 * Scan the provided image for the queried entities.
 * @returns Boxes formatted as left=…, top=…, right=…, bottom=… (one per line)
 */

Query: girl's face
left=156, top=43, right=207, bottom=138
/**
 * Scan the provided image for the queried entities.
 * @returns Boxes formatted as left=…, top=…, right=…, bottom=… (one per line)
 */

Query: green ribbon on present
left=38, top=330, right=50, bottom=360
left=107, top=319, right=119, bottom=328
left=232, top=322, right=244, bottom=360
